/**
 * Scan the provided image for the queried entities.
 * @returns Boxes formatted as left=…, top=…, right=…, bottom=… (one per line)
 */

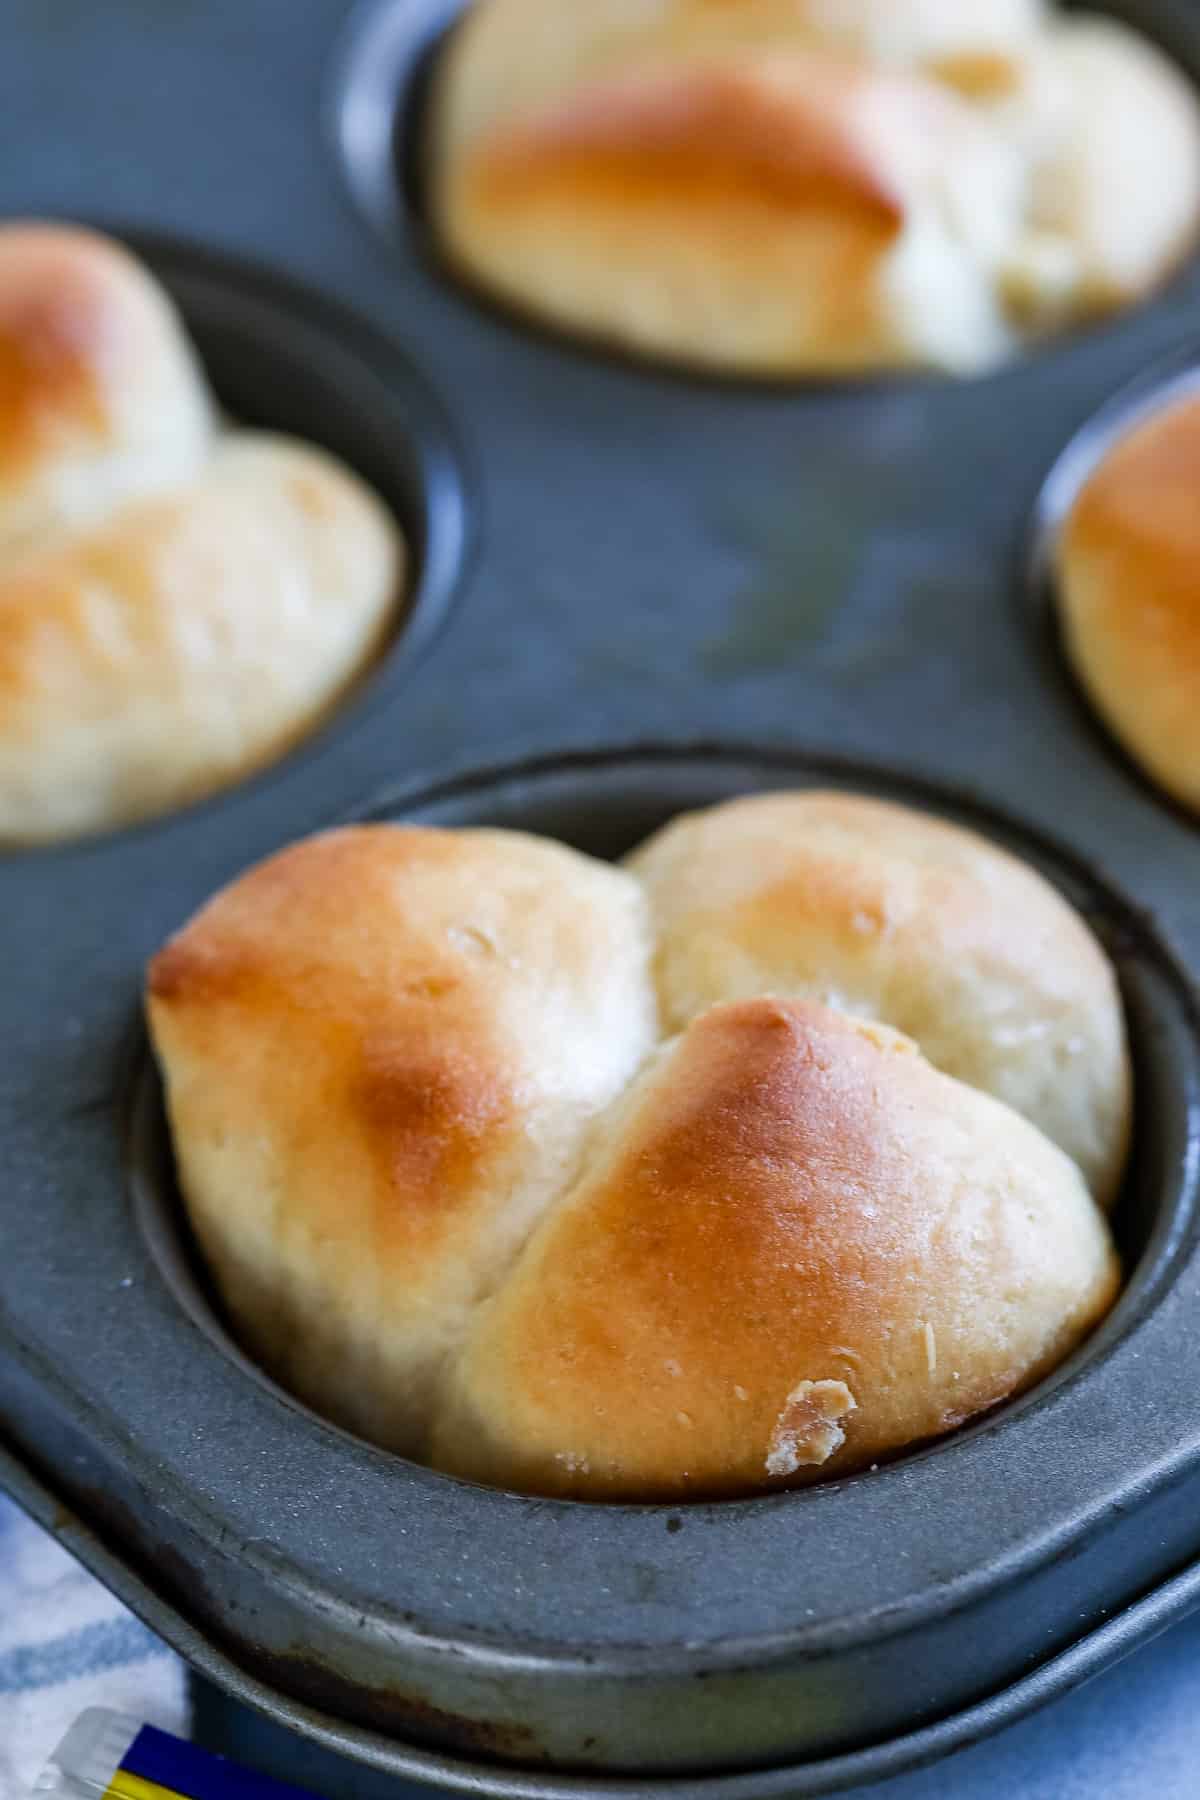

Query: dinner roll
left=0, top=223, right=404, bottom=842
left=433, top=0, right=1048, bottom=148
left=147, top=826, right=658, bottom=1455
left=0, top=438, right=399, bottom=842
left=147, top=793, right=1126, bottom=1496
left=433, top=1000, right=1120, bottom=1499
left=431, top=0, right=1200, bottom=374
left=1016, top=19, right=1200, bottom=326
left=785, top=0, right=1046, bottom=72
left=1056, top=387, right=1200, bottom=814
left=0, top=223, right=214, bottom=555
left=628, top=791, right=1131, bottom=1205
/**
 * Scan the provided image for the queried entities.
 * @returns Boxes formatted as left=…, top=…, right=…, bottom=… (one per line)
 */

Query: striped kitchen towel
left=0, top=1493, right=188, bottom=1797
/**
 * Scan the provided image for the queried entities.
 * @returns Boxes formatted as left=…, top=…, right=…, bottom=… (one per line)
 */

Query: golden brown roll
left=0, top=222, right=404, bottom=842
left=432, top=0, right=1050, bottom=156
left=627, top=791, right=1131, bottom=1205
left=0, top=223, right=214, bottom=555
left=1056, top=388, right=1200, bottom=814
left=147, top=825, right=658, bottom=1455
left=1013, top=20, right=1200, bottom=328
left=433, top=1000, right=1120, bottom=1500
left=0, top=437, right=399, bottom=842
left=431, top=0, right=1200, bottom=375
left=146, top=794, right=1126, bottom=1497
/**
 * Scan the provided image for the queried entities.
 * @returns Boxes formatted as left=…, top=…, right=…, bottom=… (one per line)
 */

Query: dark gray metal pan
left=3, top=0, right=1200, bottom=1792
left=10, top=1416, right=1200, bottom=1799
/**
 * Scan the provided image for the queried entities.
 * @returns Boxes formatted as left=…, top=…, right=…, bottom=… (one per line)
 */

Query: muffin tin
left=4, top=0, right=1200, bottom=1792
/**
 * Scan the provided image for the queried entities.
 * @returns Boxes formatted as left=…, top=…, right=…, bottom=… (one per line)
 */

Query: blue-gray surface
left=3, top=0, right=1200, bottom=1794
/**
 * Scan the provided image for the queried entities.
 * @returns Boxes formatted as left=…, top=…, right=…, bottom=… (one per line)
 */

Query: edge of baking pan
left=5, top=1432, right=1200, bottom=1799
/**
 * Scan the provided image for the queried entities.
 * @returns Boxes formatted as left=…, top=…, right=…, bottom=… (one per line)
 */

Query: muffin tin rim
left=12, top=1429, right=1200, bottom=1800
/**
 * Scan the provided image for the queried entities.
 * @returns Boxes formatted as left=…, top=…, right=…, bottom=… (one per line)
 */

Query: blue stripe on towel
left=0, top=1614, right=161, bottom=1693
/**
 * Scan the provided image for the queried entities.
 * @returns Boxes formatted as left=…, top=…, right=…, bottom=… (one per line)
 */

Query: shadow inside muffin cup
left=1026, top=346, right=1200, bottom=828
left=329, top=0, right=1200, bottom=392
left=7, top=229, right=470, bottom=855
left=129, top=743, right=1200, bottom=1505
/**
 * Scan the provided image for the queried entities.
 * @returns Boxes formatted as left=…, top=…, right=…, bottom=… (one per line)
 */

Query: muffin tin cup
left=6, top=0, right=1200, bottom=1790
left=329, top=0, right=1200, bottom=387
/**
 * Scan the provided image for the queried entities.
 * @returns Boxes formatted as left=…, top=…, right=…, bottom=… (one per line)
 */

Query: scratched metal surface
left=188, top=1605, right=1200, bottom=1800
left=2, top=0, right=1200, bottom=1792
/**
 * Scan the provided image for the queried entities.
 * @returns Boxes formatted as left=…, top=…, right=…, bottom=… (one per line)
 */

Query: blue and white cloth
left=0, top=1493, right=188, bottom=1796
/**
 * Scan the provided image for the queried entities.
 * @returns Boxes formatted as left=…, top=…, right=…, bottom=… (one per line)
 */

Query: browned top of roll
left=1057, top=389, right=1200, bottom=812
left=0, top=222, right=214, bottom=552
left=0, top=222, right=404, bottom=841
left=432, top=0, right=1200, bottom=374
left=472, top=53, right=923, bottom=221
left=146, top=793, right=1127, bottom=1497
left=147, top=824, right=658, bottom=1453
left=433, top=998, right=1119, bottom=1499
left=629, top=790, right=1131, bottom=1205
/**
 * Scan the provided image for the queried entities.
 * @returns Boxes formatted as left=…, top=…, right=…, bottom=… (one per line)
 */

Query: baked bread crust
left=148, top=824, right=658, bottom=1454
left=1057, top=389, right=1200, bottom=813
left=0, top=223, right=214, bottom=554
left=148, top=793, right=1127, bottom=1497
left=628, top=791, right=1131, bottom=1205
left=434, top=999, right=1119, bottom=1499
left=431, top=0, right=1200, bottom=374
left=0, top=223, right=403, bottom=841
